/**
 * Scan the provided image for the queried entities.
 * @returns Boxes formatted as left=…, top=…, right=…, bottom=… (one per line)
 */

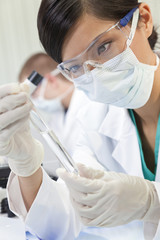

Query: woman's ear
left=139, top=3, right=153, bottom=38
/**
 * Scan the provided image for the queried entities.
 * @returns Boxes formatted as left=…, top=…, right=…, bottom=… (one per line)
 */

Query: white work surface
left=0, top=216, right=25, bottom=240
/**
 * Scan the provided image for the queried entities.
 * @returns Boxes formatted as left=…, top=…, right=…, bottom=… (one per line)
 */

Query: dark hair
left=148, top=27, right=158, bottom=50
left=37, top=0, right=158, bottom=63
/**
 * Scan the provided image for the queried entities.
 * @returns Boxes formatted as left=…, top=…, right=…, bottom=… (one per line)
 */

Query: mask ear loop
left=126, top=8, right=140, bottom=47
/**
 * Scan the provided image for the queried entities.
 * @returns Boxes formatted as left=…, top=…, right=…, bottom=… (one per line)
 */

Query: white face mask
left=73, top=9, right=159, bottom=109
left=32, top=97, right=64, bottom=113
left=32, top=78, right=74, bottom=113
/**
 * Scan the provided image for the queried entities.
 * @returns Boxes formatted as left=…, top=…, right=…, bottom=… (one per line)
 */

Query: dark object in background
left=1, top=198, right=15, bottom=217
left=51, top=175, right=58, bottom=181
left=0, top=166, right=15, bottom=217
left=0, top=166, right=10, bottom=188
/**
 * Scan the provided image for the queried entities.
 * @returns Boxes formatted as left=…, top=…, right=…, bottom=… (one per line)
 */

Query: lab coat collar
left=98, top=105, right=143, bottom=177
left=99, top=105, right=134, bottom=141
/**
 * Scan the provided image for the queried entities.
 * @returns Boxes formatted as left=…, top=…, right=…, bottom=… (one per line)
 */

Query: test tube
left=24, top=71, right=78, bottom=174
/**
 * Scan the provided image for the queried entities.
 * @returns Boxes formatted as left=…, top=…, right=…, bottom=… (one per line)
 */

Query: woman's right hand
left=0, top=83, right=44, bottom=177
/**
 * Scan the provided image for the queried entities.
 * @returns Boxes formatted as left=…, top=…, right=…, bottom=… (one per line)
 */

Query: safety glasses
left=57, top=7, right=138, bottom=81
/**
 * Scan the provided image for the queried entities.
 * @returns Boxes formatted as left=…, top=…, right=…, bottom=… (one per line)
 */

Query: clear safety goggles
left=57, top=7, right=138, bottom=81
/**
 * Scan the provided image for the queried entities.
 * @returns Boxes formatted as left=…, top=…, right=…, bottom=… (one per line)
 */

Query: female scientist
left=0, top=0, right=160, bottom=239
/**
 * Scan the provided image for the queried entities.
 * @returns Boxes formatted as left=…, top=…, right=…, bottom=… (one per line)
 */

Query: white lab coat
left=0, top=216, right=25, bottom=240
left=7, top=102, right=160, bottom=240
left=31, top=89, right=89, bottom=176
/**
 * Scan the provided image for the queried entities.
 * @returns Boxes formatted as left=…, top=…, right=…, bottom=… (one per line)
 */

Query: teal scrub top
left=129, top=110, right=160, bottom=181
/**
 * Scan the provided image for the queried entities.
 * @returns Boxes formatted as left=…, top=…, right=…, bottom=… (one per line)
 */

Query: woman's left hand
left=57, top=163, right=159, bottom=227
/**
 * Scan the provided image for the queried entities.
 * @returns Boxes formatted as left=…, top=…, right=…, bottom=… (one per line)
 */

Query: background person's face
left=32, top=74, right=73, bottom=100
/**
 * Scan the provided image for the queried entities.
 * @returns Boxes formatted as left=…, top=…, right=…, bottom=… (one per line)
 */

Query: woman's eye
left=69, top=65, right=82, bottom=73
left=97, top=42, right=111, bottom=55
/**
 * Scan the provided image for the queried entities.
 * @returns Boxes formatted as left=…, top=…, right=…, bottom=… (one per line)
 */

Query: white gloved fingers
left=87, top=212, right=116, bottom=227
left=57, top=168, right=102, bottom=193
left=66, top=168, right=160, bottom=228
left=0, top=83, right=20, bottom=99
left=73, top=199, right=101, bottom=220
left=68, top=185, right=113, bottom=220
left=0, top=102, right=32, bottom=130
left=80, top=208, right=118, bottom=227
left=0, top=92, right=28, bottom=114
left=20, top=82, right=30, bottom=93
left=77, top=163, right=105, bottom=179
left=69, top=188, right=88, bottom=204
left=0, top=115, right=29, bottom=146
left=70, top=182, right=118, bottom=219
left=68, top=187, right=100, bottom=207
left=81, top=216, right=92, bottom=226
left=68, top=181, right=108, bottom=208
left=68, top=196, right=94, bottom=226
left=77, top=201, right=115, bottom=225
left=0, top=82, right=44, bottom=177
left=71, top=197, right=93, bottom=218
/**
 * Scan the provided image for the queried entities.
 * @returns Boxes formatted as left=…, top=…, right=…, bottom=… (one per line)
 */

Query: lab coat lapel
left=98, top=106, right=144, bottom=177
left=85, top=130, right=112, bottom=171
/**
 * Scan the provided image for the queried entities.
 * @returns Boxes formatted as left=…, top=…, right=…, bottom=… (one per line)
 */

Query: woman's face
left=62, top=8, right=156, bottom=67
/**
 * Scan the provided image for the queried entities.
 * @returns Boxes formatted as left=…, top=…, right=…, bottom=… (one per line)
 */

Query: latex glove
left=57, top=164, right=160, bottom=227
left=0, top=83, right=44, bottom=177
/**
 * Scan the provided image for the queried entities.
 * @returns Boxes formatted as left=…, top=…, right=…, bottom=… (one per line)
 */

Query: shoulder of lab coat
left=7, top=168, right=82, bottom=240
